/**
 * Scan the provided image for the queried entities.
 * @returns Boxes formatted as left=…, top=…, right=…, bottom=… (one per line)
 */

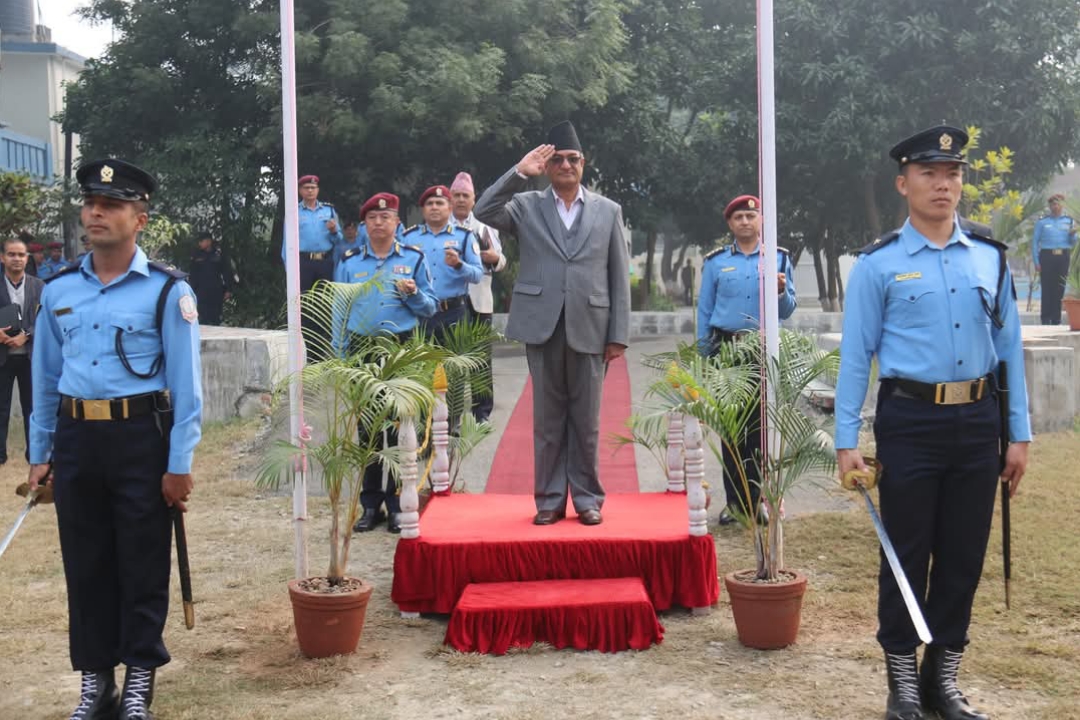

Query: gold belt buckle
left=934, top=379, right=982, bottom=405
left=80, top=399, right=113, bottom=421
left=1052, top=249, right=1064, bottom=256
left=309, top=252, right=325, bottom=260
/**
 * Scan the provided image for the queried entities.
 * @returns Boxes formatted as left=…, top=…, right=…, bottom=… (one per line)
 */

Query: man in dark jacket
left=187, top=231, right=233, bottom=326
left=0, top=236, right=44, bottom=463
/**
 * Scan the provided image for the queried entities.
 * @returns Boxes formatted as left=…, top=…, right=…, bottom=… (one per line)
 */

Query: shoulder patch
left=342, top=247, right=362, bottom=260
left=860, top=230, right=901, bottom=255
left=704, top=246, right=725, bottom=260
left=148, top=261, right=189, bottom=280
left=44, top=264, right=79, bottom=283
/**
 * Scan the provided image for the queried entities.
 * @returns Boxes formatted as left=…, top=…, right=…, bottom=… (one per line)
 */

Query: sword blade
left=172, top=509, right=195, bottom=630
left=857, top=484, right=933, bottom=645
left=0, top=500, right=36, bottom=559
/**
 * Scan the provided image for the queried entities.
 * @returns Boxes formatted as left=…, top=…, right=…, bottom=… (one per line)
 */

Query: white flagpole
left=280, top=0, right=308, bottom=580
left=757, top=0, right=781, bottom=524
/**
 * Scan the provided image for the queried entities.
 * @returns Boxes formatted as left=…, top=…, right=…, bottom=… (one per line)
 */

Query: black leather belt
left=299, top=251, right=330, bottom=261
left=437, top=295, right=466, bottom=312
left=61, top=391, right=171, bottom=421
left=885, top=376, right=991, bottom=406
left=1043, top=248, right=1066, bottom=256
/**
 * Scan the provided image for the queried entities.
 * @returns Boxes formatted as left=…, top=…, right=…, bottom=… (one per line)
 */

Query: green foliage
left=1066, top=242, right=1080, bottom=300
left=0, top=172, right=49, bottom=238
left=621, top=331, right=838, bottom=581
left=140, top=215, right=192, bottom=261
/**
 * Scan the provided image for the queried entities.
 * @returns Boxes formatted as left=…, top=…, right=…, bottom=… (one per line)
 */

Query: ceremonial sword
left=172, top=508, right=195, bottom=629
left=843, top=463, right=933, bottom=645
left=997, top=360, right=1012, bottom=610
left=0, top=483, right=53, bottom=561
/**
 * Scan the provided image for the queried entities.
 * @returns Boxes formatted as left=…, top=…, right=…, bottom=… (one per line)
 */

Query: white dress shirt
left=454, top=212, right=506, bottom=314
left=553, top=186, right=585, bottom=230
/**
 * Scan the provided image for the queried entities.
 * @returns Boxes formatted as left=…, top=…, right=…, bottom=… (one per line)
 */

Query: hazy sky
left=38, top=0, right=113, bottom=60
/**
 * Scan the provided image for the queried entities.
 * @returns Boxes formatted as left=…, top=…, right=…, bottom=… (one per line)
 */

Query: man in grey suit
left=0, top=236, right=45, bottom=464
left=475, top=121, right=631, bottom=526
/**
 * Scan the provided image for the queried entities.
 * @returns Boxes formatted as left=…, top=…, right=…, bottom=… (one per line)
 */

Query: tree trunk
left=660, top=233, right=677, bottom=286
left=812, top=244, right=828, bottom=310
left=830, top=247, right=845, bottom=311
left=644, top=228, right=658, bottom=309
left=825, top=232, right=839, bottom=312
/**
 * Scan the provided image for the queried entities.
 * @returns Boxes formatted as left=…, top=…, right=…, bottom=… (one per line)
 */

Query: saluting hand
left=516, top=145, right=555, bottom=177
left=163, top=472, right=194, bottom=513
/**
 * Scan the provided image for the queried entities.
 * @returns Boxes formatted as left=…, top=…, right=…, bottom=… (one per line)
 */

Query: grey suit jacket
left=0, top=271, right=44, bottom=365
left=474, top=168, right=631, bottom=354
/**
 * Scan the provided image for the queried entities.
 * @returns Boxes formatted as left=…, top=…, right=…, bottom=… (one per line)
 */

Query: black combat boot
left=884, top=651, right=925, bottom=720
left=69, top=669, right=120, bottom=720
left=119, top=666, right=156, bottom=720
left=921, top=645, right=989, bottom=720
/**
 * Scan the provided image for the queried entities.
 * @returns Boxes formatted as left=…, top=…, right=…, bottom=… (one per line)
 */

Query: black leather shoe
left=578, top=509, right=603, bottom=526
left=386, top=513, right=401, bottom=534
left=920, top=645, right=988, bottom=720
left=353, top=508, right=385, bottom=532
left=533, top=510, right=565, bottom=525
left=69, top=669, right=120, bottom=720
left=718, top=505, right=739, bottom=525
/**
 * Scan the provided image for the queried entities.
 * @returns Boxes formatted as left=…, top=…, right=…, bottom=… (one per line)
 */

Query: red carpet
left=392, top=493, right=720, bottom=614
left=486, top=355, right=638, bottom=494
left=445, top=578, right=664, bottom=654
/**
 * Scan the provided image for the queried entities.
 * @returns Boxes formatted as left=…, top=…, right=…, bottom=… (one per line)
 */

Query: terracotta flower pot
left=724, top=569, right=807, bottom=650
left=288, top=578, right=374, bottom=658
left=1063, top=297, right=1080, bottom=331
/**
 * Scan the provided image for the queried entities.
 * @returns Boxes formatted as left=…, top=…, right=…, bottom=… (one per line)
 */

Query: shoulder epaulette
left=958, top=217, right=1006, bottom=252
left=148, top=261, right=189, bottom=280
left=777, top=246, right=790, bottom=255
left=398, top=243, right=423, bottom=257
left=860, top=230, right=900, bottom=255
left=342, top=247, right=362, bottom=261
left=321, top=201, right=336, bottom=209
left=703, top=246, right=725, bottom=261
left=402, top=225, right=419, bottom=235
left=44, top=264, right=79, bottom=283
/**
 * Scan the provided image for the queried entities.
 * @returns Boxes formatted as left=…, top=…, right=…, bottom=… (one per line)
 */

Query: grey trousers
left=525, top=312, right=606, bottom=513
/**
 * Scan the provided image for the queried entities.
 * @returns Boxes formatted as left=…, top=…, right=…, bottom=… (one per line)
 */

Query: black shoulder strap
left=959, top=220, right=1011, bottom=329
left=860, top=230, right=900, bottom=255
left=44, top=264, right=79, bottom=283
left=148, top=261, right=187, bottom=331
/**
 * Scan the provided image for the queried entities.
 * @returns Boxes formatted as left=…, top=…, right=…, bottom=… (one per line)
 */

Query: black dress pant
left=190, top=284, right=224, bottom=326
left=466, top=300, right=494, bottom=422
left=0, top=354, right=31, bottom=462
left=706, top=332, right=761, bottom=511
left=359, top=422, right=400, bottom=514
left=1039, top=248, right=1070, bottom=325
left=52, top=414, right=172, bottom=671
left=422, top=301, right=468, bottom=345
left=300, top=254, right=335, bottom=360
left=873, top=386, right=1000, bottom=653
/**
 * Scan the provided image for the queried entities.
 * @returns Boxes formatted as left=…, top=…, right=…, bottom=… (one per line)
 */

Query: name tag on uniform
left=721, top=267, right=737, bottom=273
left=895, top=272, right=922, bottom=282
left=443, top=240, right=459, bottom=249
left=393, top=265, right=412, bottom=275
left=54, top=307, right=73, bottom=317
left=353, top=272, right=369, bottom=279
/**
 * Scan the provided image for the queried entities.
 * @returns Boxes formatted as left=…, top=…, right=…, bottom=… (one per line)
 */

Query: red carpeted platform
left=485, top=355, right=639, bottom=494
left=445, top=578, right=664, bottom=654
left=392, top=493, right=720, bottom=614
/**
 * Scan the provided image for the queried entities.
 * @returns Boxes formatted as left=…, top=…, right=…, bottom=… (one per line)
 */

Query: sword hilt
left=841, top=457, right=882, bottom=491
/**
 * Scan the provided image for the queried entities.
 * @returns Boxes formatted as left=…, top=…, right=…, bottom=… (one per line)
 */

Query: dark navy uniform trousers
left=873, top=384, right=1000, bottom=653
left=52, top=414, right=172, bottom=671
left=707, top=331, right=761, bottom=512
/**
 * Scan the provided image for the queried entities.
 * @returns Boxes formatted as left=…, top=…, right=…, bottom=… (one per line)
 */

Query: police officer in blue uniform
left=835, top=126, right=1031, bottom=720
left=39, top=242, right=71, bottom=280
left=1031, top=193, right=1076, bottom=325
left=284, top=175, right=342, bottom=360
left=336, top=192, right=436, bottom=533
left=27, top=158, right=203, bottom=720
left=402, top=185, right=483, bottom=342
left=697, top=194, right=796, bottom=524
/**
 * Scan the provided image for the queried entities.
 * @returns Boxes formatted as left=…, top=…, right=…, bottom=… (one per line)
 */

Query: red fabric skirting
left=445, top=578, right=664, bottom=654
left=392, top=494, right=720, bottom=614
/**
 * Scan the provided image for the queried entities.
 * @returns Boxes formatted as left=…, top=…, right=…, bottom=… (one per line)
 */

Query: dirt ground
left=1, top=355, right=1078, bottom=718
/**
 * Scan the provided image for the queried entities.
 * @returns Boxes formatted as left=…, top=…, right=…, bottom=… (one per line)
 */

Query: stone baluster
left=666, top=411, right=686, bottom=493
left=431, top=363, right=451, bottom=495
left=398, top=417, right=421, bottom=540
left=684, top=415, right=707, bottom=538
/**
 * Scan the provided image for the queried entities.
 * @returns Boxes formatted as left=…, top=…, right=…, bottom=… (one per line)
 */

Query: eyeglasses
left=547, top=154, right=583, bottom=167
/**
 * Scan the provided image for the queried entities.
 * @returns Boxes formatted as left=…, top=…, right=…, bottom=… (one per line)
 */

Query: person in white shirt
left=451, top=171, right=506, bottom=422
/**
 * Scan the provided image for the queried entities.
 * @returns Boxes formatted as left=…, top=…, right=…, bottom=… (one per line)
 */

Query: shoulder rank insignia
left=860, top=230, right=901, bottom=255
left=958, top=217, right=1006, bottom=251
left=703, top=246, right=725, bottom=260
left=402, top=225, right=419, bottom=235
left=342, top=247, right=362, bottom=260
left=44, top=264, right=79, bottom=283
left=148, top=261, right=189, bottom=280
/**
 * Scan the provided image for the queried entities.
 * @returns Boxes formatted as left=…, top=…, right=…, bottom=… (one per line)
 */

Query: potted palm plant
left=1063, top=243, right=1080, bottom=331
left=256, top=280, right=456, bottom=658
left=625, top=330, right=838, bottom=649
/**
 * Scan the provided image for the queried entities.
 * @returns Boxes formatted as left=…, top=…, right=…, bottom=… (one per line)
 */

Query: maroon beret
left=724, top=194, right=761, bottom=220
left=28, top=243, right=44, bottom=252
left=47, top=241, right=64, bottom=249
left=360, top=192, right=400, bottom=219
left=419, top=185, right=451, bottom=205
left=298, top=175, right=319, bottom=186
left=1049, top=193, right=1065, bottom=203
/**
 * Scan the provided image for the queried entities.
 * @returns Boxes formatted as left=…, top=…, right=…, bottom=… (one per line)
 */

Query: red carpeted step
left=445, top=577, right=664, bottom=655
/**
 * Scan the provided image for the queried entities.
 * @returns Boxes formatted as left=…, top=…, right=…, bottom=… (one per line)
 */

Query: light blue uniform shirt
left=29, top=248, right=204, bottom=473
left=334, top=222, right=406, bottom=265
left=1031, top=214, right=1076, bottom=265
left=332, top=242, right=437, bottom=348
left=697, top=242, right=797, bottom=347
left=281, top=201, right=343, bottom=261
left=835, top=218, right=1032, bottom=449
left=402, top=223, right=483, bottom=301
left=37, top=257, right=69, bottom=280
